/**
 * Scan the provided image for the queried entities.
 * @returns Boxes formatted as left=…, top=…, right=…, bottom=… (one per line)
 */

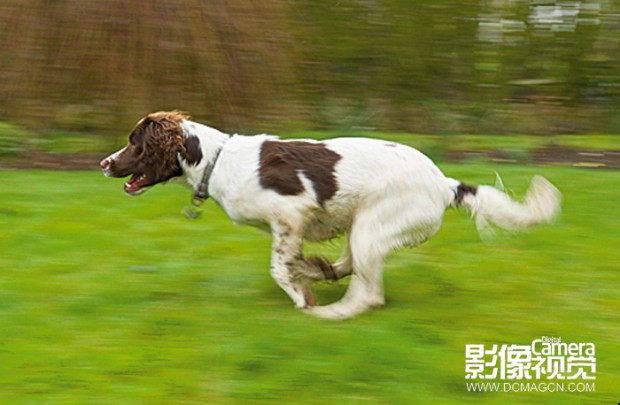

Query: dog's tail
left=451, top=175, right=561, bottom=237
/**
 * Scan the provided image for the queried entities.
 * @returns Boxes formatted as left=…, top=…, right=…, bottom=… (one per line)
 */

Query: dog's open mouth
left=124, top=174, right=151, bottom=195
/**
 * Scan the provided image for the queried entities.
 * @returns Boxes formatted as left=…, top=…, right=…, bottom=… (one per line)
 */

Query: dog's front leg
left=269, top=221, right=316, bottom=309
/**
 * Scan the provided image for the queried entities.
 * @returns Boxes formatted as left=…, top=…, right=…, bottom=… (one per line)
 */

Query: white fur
left=179, top=120, right=229, bottom=191
left=177, top=121, right=561, bottom=320
left=460, top=176, right=562, bottom=239
left=101, top=147, right=126, bottom=178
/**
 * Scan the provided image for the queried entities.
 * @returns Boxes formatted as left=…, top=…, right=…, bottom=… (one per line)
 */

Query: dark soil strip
left=1, top=147, right=619, bottom=170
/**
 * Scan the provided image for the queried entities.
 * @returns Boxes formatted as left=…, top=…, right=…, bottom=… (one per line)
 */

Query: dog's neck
left=179, top=119, right=230, bottom=196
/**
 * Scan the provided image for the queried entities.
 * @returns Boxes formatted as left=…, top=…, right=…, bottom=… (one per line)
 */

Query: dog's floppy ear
left=139, top=117, right=186, bottom=180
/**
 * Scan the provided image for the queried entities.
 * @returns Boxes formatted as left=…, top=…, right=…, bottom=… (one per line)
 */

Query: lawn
left=0, top=162, right=618, bottom=404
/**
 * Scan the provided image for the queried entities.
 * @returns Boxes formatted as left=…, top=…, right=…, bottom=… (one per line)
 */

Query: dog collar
left=184, top=148, right=223, bottom=219
left=193, top=147, right=223, bottom=204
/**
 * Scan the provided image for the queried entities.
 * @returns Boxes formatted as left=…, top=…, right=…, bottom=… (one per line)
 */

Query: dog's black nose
left=100, top=158, right=110, bottom=169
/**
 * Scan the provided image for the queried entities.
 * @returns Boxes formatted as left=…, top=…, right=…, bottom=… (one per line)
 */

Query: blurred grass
left=0, top=122, right=33, bottom=157
left=1, top=119, right=618, bottom=160
left=0, top=163, right=618, bottom=404
left=32, top=131, right=118, bottom=154
left=284, top=131, right=620, bottom=163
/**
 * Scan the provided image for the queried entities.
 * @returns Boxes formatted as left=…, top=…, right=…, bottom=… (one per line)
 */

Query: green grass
left=0, top=164, right=618, bottom=404
left=0, top=122, right=33, bottom=156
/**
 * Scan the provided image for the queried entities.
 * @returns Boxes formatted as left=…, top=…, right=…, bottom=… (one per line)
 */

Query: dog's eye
left=128, top=132, right=145, bottom=154
left=127, top=140, right=143, bottom=155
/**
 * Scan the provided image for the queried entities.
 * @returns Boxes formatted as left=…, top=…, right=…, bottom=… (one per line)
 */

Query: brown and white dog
left=101, top=111, right=561, bottom=319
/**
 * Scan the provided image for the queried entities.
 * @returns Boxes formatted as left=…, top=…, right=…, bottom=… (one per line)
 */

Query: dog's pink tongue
left=124, top=174, right=148, bottom=194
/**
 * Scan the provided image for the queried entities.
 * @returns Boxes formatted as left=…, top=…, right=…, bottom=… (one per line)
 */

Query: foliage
left=0, top=122, right=33, bottom=157
left=0, top=162, right=618, bottom=403
left=1, top=1, right=620, bottom=135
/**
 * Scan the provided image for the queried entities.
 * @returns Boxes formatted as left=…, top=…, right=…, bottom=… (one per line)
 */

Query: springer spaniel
left=101, top=111, right=561, bottom=319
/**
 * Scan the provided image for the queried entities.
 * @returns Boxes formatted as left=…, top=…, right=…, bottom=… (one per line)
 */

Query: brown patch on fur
left=455, top=183, right=478, bottom=205
left=258, top=140, right=342, bottom=206
left=127, top=111, right=189, bottom=182
left=183, top=135, right=203, bottom=165
left=102, top=110, right=195, bottom=193
left=301, top=286, right=317, bottom=307
left=306, top=256, right=337, bottom=281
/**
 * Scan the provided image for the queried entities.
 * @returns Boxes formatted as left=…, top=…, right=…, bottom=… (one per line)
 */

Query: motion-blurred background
left=1, top=2, right=619, bottom=403
left=1, top=0, right=619, bottom=139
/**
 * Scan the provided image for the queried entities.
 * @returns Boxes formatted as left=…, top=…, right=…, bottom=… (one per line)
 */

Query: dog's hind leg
left=332, top=241, right=353, bottom=279
left=305, top=217, right=388, bottom=320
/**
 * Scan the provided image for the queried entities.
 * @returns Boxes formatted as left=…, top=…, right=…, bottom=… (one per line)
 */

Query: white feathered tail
left=456, top=176, right=561, bottom=237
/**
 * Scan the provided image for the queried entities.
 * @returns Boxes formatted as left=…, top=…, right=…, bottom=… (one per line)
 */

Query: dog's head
left=100, top=111, right=191, bottom=195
